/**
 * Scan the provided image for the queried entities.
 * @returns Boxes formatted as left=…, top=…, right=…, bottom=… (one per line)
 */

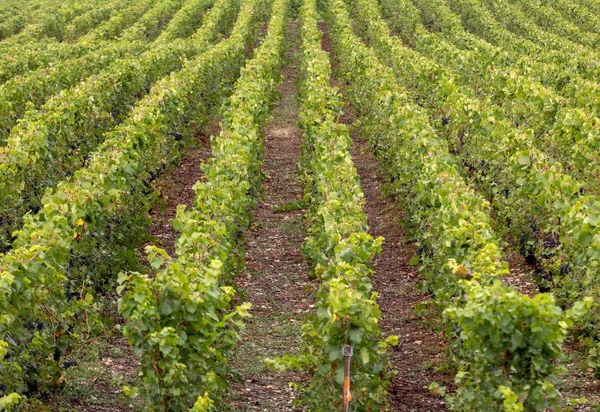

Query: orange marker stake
left=342, top=344, right=353, bottom=412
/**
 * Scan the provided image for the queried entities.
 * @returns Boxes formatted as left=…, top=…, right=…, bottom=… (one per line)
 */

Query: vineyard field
left=0, top=0, right=599, bottom=410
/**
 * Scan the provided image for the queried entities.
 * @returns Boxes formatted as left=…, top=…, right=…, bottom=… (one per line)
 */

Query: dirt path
left=502, top=249, right=538, bottom=296
left=225, top=21, right=312, bottom=411
left=143, top=128, right=213, bottom=258
left=317, top=20, right=452, bottom=411
left=348, top=135, right=450, bottom=411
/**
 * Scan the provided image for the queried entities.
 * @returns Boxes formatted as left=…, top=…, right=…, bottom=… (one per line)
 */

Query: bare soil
left=47, top=312, right=140, bottom=411
left=224, top=21, right=312, bottom=411
left=349, top=132, right=452, bottom=412
left=143, top=126, right=214, bottom=258
left=503, top=248, right=538, bottom=297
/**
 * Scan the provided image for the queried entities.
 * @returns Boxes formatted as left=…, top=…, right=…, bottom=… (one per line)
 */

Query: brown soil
left=48, top=329, right=141, bottom=411
left=503, top=249, right=538, bottom=297
left=318, top=20, right=452, bottom=411
left=559, top=341, right=600, bottom=411
left=350, top=133, right=451, bottom=412
left=224, top=21, right=312, bottom=411
left=143, top=127, right=214, bottom=258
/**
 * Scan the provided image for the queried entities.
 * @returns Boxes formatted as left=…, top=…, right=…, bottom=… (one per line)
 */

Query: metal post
left=342, top=344, right=353, bottom=412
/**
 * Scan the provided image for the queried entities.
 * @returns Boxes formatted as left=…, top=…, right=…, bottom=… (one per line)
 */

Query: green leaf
left=517, top=154, right=530, bottom=166
left=160, top=299, right=173, bottom=316
left=360, top=347, right=370, bottom=364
